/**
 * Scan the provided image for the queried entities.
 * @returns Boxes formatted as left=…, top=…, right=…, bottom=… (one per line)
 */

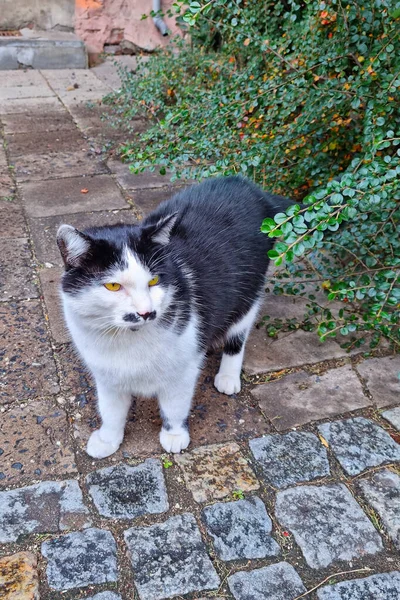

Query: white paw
left=159, top=428, right=190, bottom=453
left=86, top=429, right=122, bottom=459
left=214, top=372, right=241, bottom=395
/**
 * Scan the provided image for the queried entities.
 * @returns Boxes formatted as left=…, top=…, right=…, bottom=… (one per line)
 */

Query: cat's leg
left=214, top=300, right=261, bottom=395
left=158, top=359, right=202, bottom=453
left=86, top=379, right=131, bottom=459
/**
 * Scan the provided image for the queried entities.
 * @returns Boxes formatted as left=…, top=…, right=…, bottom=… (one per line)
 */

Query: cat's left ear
left=143, top=213, right=178, bottom=245
left=57, top=224, right=92, bottom=268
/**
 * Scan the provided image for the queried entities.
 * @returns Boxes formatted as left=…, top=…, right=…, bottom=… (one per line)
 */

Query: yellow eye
left=104, top=282, right=121, bottom=292
left=148, top=275, right=160, bottom=287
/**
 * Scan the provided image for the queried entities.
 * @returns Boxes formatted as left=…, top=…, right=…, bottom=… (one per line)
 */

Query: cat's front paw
left=86, top=430, right=122, bottom=459
left=214, top=372, right=241, bottom=395
left=160, top=428, right=190, bottom=453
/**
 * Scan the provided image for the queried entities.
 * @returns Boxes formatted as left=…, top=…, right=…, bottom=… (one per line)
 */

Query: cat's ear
left=143, top=213, right=178, bottom=246
left=57, top=225, right=92, bottom=268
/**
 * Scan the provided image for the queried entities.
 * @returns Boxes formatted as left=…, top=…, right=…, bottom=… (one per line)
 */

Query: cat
left=57, top=175, right=292, bottom=459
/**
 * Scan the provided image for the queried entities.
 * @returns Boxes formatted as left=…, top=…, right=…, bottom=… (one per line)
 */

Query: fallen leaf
left=81, top=188, right=89, bottom=194
left=244, top=38, right=251, bottom=46
left=319, top=435, right=329, bottom=448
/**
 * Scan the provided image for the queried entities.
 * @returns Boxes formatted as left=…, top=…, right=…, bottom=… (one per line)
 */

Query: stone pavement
left=0, top=61, right=399, bottom=600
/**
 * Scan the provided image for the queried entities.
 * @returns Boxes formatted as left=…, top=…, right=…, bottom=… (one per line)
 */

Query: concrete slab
left=41, top=69, right=110, bottom=95
left=244, top=327, right=348, bottom=375
left=0, top=33, right=87, bottom=70
left=0, top=238, right=38, bottom=301
left=0, top=70, right=46, bottom=87
left=6, top=129, right=88, bottom=158
left=12, top=150, right=107, bottom=182
left=21, top=174, right=128, bottom=217
left=0, top=200, right=27, bottom=238
left=0, top=399, right=76, bottom=485
left=29, top=208, right=138, bottom=267
left=0, top=96, right=65, bottom=115
left=2, top=111, right=76, bottom=135
left=251, top=366, right=370, bottom=431
left=107, top=158, right=180, bottom=190
left=356, top=355, right=400, bottom=408
left=0, top=84, right=55, bottom=100
left=0, top=300, right=59, bottom=405
left=132, top=186, right=187, bottom=216
left=39, top=267, right=69, bottom=344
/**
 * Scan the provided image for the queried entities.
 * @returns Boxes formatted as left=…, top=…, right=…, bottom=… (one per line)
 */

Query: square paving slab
left=12, top=150, right=107, bottom=183
left=202, top=496, right=280, bottom=560
left=0, top=400, right=76, bottom=484
left=85, top=460, right=169, bottom=519
left=0, top=480, right=91, bottom=543
left=316, top=571, right=400, bottom=599
left=228, top=562, right=306, bottom=600
left=124, top=513, right=220, bottom=600
left=356, top=355, right=400, bottom=408
left=318, top=417, right=400, bottom=476
left=20, top=174, right=128, bottom=218
left=6, top=129, right=87, bottom=158
left=0, top=200, right=27, bottom=238
left=38, top=267, right=69, bottom=344
left=249, top=431, right=330, bottom=488
left=42, top=528, right=118, bottom=590
left=29, top=208, right=138, bottom=267
left=275, top=483, right=383, bottom=569
left=251, top=365, right=370, bottom=430
left=244, top=327, right=348, bottom=375
left=0, top=300, right=59, bottom=404
left=1, top=111, right=76, bottom=135
left=359, top=469, right=400, bottom=550
left=175, top=442, right=260, bottom=503
left=0, top=239, right=37, bottom=301
left=0, top=96, right=65, bottom=115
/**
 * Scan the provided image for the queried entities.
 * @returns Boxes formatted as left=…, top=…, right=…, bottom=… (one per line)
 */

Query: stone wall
left=75, top=0, right=182, bottom=54
left=1, top=0, right=75, bottom=31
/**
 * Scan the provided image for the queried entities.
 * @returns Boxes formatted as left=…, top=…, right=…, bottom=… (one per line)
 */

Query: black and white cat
left=57, top=176, right=292, bottom=459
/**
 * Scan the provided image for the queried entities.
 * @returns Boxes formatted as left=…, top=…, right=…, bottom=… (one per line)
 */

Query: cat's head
left=57, top=215, right=177, bottom=332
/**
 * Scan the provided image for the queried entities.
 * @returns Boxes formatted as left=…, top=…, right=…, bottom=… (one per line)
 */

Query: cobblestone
left=0, top=479, right=90, bottom=543
left=382, top=406, right=400, bottom=430
left=275, top=483, right=383, bottom=568
left=86, top=460, right=169, bottom=519
left=124, top=513, right=220, bottom=600
left=318, top=417, right=400, bottom=475
left=202, top=496, right=280, bottom=560
left=228, top=562, right=306, bottom=600
left=359, top=468, right=400, bottom=549
left=249, top=431, right=330, bottom=488
left=175, top=442, right=259, bottom=503
left=84, top=594, right=122, bottom=600
left=42, top=528, right=118, bottom=590
left=317, top=571, right=400, bottom=599
left=0, top=552, right=39, bottom=600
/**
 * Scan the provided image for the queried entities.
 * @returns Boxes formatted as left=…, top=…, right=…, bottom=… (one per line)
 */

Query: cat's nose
left=138, top=311, right=156, bottom=321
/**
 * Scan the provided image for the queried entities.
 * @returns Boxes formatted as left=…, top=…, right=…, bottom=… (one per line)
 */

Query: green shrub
left=107, top=0, right=400, bottom=349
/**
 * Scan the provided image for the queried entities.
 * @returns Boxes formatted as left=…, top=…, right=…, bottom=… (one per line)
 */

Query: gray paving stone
left=39, top=267, right=69, bottom=344
left=317, top=571, right=400, bottom=599
left=20, top=174, right=128, bottom=218
left=42, top=527, right=118, bottom=590
left=0, top=238, right=38, bottom=301
left=275, top=483, right=383, bottom=569
left=86, top=460, right=169, bottom=519
left=244, top=327, right=348, bottom=375
left=85, top=594, right=122, bottom=600
left=202, top=496, right=280, bottom=560
left=318, top=417, right=400, bottom=476
left=382, top=407, right=400, bottom=430
left=124, top=513, right=220, bottom=600
left=359, top=469, right=400, bottom=549
left=251, top=366, right=370, bottom=431
left=228, top=562, right=306, bottom=600
left=0, top=480, right=91, bottom=543
left=356, top=355, right=400, bottom=408
left=250, top=431, right=330, bottom=488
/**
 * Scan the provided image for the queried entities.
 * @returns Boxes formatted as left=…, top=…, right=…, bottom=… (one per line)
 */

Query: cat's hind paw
left=86, top=430, right=122, bottom=459
left=214, top=372, right=241, bottom=395
left=160, top=428, right=190, bottom=453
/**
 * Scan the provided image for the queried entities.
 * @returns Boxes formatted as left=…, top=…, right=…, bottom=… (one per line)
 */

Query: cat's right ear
left=57, top=225, right=91, bottom=268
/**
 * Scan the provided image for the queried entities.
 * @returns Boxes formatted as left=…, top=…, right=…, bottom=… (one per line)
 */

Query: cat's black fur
left=61, top=175, right=292, bottom=349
